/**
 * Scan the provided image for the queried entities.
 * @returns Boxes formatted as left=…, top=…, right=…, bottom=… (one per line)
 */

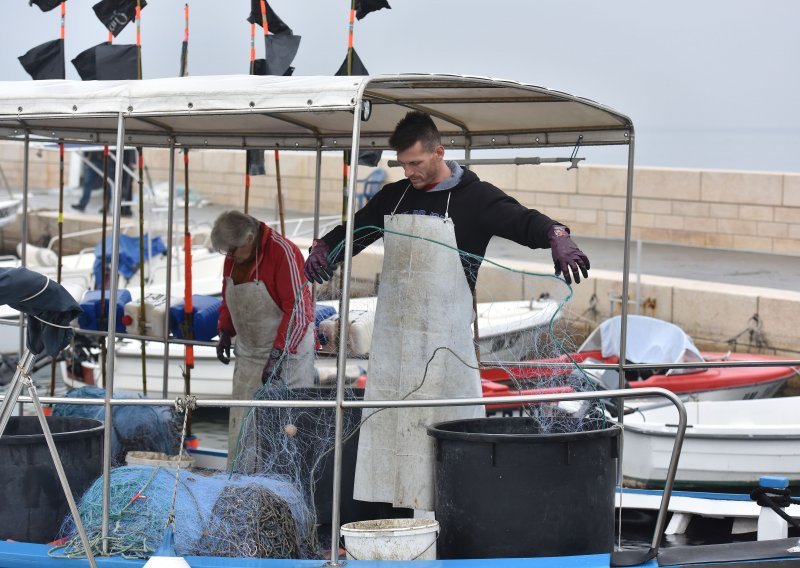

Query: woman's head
left=210, top=210, right=260, bottom=264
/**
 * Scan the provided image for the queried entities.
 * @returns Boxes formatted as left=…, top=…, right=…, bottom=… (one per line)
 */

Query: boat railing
left=0, top=384, right=688, bottom=566
left=45, top=224, right=138, bottom=253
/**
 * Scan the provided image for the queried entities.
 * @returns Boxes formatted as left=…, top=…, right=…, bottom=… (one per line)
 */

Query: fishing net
left=53, top=465, right=311, bottom=559
left=52, top=386, right=181, bottom=464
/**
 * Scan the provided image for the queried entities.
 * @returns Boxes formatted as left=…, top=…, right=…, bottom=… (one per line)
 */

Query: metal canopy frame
left=0, top=73, right=675, bottom=567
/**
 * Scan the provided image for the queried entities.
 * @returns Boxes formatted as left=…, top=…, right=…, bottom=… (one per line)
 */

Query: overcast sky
left=3, top=0, right=799, bottom=173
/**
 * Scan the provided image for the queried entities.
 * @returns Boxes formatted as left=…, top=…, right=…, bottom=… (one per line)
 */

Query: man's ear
left=435, top=145, right=445, bottom=160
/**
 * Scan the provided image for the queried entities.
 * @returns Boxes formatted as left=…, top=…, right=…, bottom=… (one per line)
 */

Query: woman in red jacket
left=211, top=210, right=314, bottom=468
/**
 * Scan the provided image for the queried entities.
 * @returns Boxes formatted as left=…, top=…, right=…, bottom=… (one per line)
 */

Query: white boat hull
left=621, top=396, right=800, bottom=489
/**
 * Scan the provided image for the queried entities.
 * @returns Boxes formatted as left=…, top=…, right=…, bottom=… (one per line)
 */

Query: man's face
left=396, top=141, right=445, bottom=190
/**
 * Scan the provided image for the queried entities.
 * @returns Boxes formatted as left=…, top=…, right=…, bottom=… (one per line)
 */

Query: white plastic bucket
left=340, top=518, right=439, bottom=561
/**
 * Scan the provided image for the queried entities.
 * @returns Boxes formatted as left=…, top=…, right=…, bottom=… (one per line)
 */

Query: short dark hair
left=388, top=111, right=441, bottom=152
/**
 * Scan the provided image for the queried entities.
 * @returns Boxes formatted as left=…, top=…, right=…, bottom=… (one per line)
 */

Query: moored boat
left=481, top=315, right=797, bottom=404
left=622, top=396, right=800, bottom=490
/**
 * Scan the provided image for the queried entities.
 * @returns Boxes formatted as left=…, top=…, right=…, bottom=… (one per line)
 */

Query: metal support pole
left=18, top=134, right=30, bottom=418
left=0, top=351, right=34, bottom=433
left=162, top=142, right=176, bottom=398
left=635, top=240, right=642, bottom=315
left=101, top=113, right=127, bottom=552
left=312, top=145, right=322, bottom=240
left=617, top=135, right=635, bottom=390
left=327, top=97, right=365, bottom=567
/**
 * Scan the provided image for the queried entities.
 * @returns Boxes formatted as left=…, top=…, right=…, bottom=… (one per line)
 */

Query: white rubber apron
left=353, top=212, right=484, bottom=510
left=226, top=268, right=315, bottom=465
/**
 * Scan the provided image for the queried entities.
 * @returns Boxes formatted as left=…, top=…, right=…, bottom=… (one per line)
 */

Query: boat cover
left=580, top=315, right=703, bottom=364
left=0, top=267, right=81, bottom=356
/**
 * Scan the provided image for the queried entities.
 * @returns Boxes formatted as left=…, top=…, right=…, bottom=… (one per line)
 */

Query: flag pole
left=99, top=146, right=109, bottom=387
left=338, top=0, right=357, bottom=292
left=49, top=140, right=65, bottom=398
left=179, top=3, right=189, bottom=77
left=135, top=0, right=142, bottom=80
left=182, top=149, right=194, bottom=440
left=259, top=0, right=287, bottom=235
left=50, top=2, right=66, bottom=397
left=134, top=0, right=148, bottom=394
left=244, top=17, right=256, bottom=213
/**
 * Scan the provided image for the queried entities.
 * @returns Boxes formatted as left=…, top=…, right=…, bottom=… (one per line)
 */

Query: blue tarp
left=92, top=234, right=167, bottom=287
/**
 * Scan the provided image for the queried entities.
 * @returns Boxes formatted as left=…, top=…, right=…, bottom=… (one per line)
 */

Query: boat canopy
left=0, top=74, right=632, bottom=151
left=580, top=315, right=704, bottom=365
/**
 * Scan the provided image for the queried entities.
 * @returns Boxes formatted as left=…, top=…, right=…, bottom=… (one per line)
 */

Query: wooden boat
left=622, top=396, right=800, bottom=490
left=481, top=315, right=797, bottom=403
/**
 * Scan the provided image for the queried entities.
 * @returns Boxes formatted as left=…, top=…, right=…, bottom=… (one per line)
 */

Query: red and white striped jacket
left=218, top=222, right=313, bottom=353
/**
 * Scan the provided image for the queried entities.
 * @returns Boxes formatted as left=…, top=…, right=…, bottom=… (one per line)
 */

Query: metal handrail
left=1, top=386, right=687, bottom=565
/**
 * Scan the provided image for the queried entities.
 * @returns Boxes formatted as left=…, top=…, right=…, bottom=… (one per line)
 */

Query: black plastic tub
left=428, top=417, right=620, bottom=559
left=0, top=416, right=103, bottom=543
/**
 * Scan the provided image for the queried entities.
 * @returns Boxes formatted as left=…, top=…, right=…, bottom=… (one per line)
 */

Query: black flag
left=92, top=0, right=147, bottom=37
left=355, top=0, right=391, bottom=20
left=246, top=150, right=266, bottom=176
left=261, top=33, right=301, bottom=76
left=179, top=40, right=188, bottom=77
left=29, top=0, right=65, bottom=12
left=72, top=43, right=138, bottom=80
left=18, top=39, right=65, bottom=80
left=246, top=0, right=291, bottom=35
left=253, top=60, right=294, bottom=76
left=358, top=151, right=382, bottom=167
left=334, top=49, right=382, bottom=166
left=335, top=48, right=369, bottom=76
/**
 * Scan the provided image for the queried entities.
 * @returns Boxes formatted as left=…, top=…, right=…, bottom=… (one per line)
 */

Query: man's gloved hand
left=216, top=330, right=232, bottom=364
left=304, top=239, right=335, bottom=284
left=548, top=225, right=590, bottom=285
left=262, top=347, right=284, bottom=385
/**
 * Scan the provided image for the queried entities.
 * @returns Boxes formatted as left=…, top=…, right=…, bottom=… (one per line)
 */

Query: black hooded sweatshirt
left=320, top=168, right=560, bottom=288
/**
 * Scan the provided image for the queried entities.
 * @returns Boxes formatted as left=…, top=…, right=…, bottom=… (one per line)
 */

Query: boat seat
left=17, top=243, right=58, bottom=267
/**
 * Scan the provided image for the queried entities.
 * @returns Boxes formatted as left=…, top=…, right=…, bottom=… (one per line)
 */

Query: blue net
left=53, top=386, right=180, bottom=464
left=54, top=465, right=312, bottom=559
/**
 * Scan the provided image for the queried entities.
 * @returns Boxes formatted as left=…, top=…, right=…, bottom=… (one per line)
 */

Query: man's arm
left=305, top=182, right=395, bottom=282
left=477, top=184, right=590, bottom=284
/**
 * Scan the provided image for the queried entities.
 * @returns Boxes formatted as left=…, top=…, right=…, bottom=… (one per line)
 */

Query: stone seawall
left=1, top=143, right=798, bottom=355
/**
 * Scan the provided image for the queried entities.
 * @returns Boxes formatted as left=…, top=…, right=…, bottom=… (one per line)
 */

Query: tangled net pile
left=54, top=466, right=311, bottom=559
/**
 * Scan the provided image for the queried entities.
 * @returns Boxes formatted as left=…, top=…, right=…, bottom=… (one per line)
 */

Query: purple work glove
left=304, top=239, right=335, bottom=284
left=216, top=330, right=232, bottom=364
left=262, top=348, right=284, bottom=385
left=548, top=225, right=590, bottom=285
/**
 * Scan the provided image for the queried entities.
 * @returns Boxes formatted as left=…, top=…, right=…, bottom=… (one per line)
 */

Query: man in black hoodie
left=304, top=111, right=590, bottom=513
left=305, top=111, right=589, bottom=288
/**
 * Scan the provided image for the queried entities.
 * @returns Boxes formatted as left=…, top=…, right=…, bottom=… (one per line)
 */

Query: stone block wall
left=3, top=142, right=798, bottom=255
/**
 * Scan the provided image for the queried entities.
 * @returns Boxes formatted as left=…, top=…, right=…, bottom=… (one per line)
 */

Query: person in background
left=72, top=149, right=134, bottom=217
left=211, top=210, right=315, bottom=467
left=304, top=110, right=590, bottom=515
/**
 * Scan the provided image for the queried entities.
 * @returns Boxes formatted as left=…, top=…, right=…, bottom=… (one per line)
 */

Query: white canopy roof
left=0, top=74, right=632, bottom=151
